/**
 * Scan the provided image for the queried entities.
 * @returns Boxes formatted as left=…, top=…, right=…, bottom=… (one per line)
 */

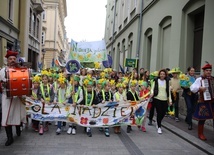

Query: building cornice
left=0, top=16, right=20, bottom=34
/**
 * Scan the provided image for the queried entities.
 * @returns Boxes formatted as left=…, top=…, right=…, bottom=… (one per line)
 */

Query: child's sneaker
left=39, top=125, right=43, bottom=135
left=104, top=128, right=110, bottom=137
left=56, top=128, right=61, bottom=135
left=141, top=126, right=146, bottom=132
left=86, top=127, right=92, bottom=137
left=43, top=125, right=49, bottom=132
left=72, top=128, right=76, bottom=135
left=67, top=126, right=72, bottom=134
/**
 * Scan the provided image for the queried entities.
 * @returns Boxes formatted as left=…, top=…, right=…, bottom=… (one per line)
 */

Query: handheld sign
left=66, top=60, right=80, bottom=73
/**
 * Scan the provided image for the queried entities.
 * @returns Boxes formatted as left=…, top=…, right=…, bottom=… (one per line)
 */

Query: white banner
left=25, top=97, right=149, bottom=127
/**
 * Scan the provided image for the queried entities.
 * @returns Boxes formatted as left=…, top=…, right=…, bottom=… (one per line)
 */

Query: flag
left=119, top=64, right=125, bottom=74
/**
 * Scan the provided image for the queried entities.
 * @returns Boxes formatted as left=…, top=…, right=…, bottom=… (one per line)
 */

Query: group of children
left=29, top=67, right=181, bottom=137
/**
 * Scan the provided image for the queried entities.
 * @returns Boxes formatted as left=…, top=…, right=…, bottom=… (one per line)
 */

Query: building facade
left=105, top=0, right=214, bottom=74
left=0, top=0, right=44, bottom=71
left=42, top=0, right=68, bottom=69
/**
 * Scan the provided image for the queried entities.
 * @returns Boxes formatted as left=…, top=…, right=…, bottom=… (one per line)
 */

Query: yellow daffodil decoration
left=104, top=68, right=112, bottom=73
left=100, top=72, right=106, bottom=78
left=41, top=70, right=49, bottom=76
left=130, top=80, right=138, bottom=87
left=169, top=67, right=182, bottom=74
left=58, top=76, right=67, bottom=84
left=109, top=80, right=115, bottom=86
left=179, top=73, right=191, bottom=88
left=116, top=82, right=125, bottom=88
left=32, top=75, right=41, bottom=83
left=94, top=62, right=101, bottom=69
left=83, top=77, right=94, bottom=86
left=97, top=78, right=105, bottom=85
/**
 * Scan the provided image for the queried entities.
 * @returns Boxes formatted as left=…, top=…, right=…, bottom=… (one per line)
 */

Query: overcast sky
left=65, top=0, right=107, bottom=42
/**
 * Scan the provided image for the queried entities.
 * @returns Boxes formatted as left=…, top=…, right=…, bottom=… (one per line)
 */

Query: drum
left=6, top=67, right=32, bottom=98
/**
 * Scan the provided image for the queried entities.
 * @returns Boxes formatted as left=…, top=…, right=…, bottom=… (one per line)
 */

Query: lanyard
left=40, top=83, right=50, bottom=101
left=85, top=88, right=94, bottom=106
left=130, top=90, right=137, bottom=101
left=102, top=90, right=111, bottom=101
left=115, top=92, right=124, bottom=101
left=32, top=89, right=38, bottom=99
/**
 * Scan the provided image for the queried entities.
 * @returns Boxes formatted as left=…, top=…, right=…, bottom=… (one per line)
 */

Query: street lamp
left=42, top=49, right=46, bottom=69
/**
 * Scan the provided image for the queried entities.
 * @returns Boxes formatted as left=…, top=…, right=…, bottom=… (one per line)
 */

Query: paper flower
left=41, top=70, right=49, bottom=76
left=32, top=75, right=41, bottom=83
left=100, top=72, right=106, bottom=78
left=109, top=79, right=115, bottom=86
left=58, top=76, right=66, bottom=84
left=94, top=62, right=101, bottom=69
left=130, top=80, right=138, bottom=86
left=179, top=73, right=191, bottom=88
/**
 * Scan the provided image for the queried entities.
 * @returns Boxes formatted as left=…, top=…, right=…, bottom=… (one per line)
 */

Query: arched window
left=158, top=16, right=172, bottom=68
left=144, top=28, right=153, bottom=70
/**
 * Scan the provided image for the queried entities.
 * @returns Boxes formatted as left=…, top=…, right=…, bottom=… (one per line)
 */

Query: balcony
left=32, top=0, right=44, bottom=14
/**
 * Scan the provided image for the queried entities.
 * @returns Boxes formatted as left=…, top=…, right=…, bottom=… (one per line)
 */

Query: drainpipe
left=111, top=0, right=117, bottom=69
left=136, top=0, right=144, bottom=70
left=54, top=4, right=57, bottom=59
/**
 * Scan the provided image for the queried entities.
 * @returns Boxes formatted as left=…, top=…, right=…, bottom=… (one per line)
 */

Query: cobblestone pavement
left=0, top=117, right=213, bottom=155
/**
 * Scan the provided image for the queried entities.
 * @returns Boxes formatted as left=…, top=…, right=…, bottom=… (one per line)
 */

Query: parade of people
left=0, top=1, right=214, bottom=154
left=1, top=48, right=214, bottom=146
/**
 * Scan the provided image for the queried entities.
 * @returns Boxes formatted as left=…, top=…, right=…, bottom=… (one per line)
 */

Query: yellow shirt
left=151, top=79, right=172, bottom=102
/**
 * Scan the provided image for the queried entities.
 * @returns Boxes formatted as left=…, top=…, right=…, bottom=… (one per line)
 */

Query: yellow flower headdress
left=32, top=75, right=41, bottom=83
left=130, top=80, right=138, bottom=87
left=116, top=82, right=125, bottom=88
left=109, top=79, right=115, bottom=86
left=97, top=78, right=105, bottom=85
left=138, top=80, right=144, bottom=86
left=41, top=70, right=49, bottom=76
left=169, top=67, right=182, bottom=74
left=58, top=76, right=67, bottom=84
left=100, top=72, right=106, bottom=78
left=83, top=77, right=94, bottom=86
left=104, top=68, right=112, bottom=73
left=101, top=79, right=109, bottom=88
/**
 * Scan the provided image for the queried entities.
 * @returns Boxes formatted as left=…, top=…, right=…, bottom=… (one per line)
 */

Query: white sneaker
left=156, top=122, right=158, bottom=129
left=86, top=127, right=90, bottom=132
left=56, top=128, right=61, bottom=135
left=157, top=127, right=162, bottom=134
left=67, top=127, right=72, bottom=134
left=72, top=128, right=76, bottom=135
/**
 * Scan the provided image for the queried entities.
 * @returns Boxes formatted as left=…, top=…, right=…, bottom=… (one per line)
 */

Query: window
left=37, top=19, right=39, bottom=39
left=8, top=0, right=13, bottom=21
left=159, top=16, right=172, bottom=68
left=42, top=11, right=46, bottom=21
left=41, top=31, right=45, bottom=45
left=33, top=14, right=36, bottom=36
left=29, top=9, right=32, bottom=33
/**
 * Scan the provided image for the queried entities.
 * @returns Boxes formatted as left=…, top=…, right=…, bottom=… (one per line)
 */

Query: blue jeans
left=183, top=91, right=197, bottom=124
left=57, top=121, right=66, bottom=129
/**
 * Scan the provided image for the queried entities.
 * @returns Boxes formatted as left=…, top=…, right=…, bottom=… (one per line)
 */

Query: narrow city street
left=0, top=116, right=213, bottom=155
